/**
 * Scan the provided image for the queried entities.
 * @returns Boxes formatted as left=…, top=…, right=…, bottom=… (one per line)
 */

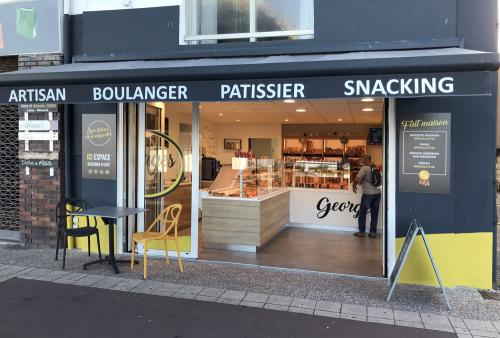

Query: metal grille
left=0, top=56, right=19, bottom=231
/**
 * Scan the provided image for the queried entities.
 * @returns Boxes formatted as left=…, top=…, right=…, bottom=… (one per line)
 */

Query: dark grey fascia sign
left=399, top=112, right=451, bottom=194
left=0, top=0, right=61, bottom=56
left=82, top=114, right=117, bottom=180
left=0, top=71, right=491, bottom=104
left=387, top=219, right=450, bottom=310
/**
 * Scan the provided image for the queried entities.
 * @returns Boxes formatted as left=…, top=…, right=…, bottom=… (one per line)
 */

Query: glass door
left=124, top=102, right=195, bottom=258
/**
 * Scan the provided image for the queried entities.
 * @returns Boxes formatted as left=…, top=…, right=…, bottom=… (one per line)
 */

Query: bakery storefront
left=0, top=2, right=498, bottom=289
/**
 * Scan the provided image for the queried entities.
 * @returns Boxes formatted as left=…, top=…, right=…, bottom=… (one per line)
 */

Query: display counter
left=201, top=158, right=382, bottom=252
left=202, top=189, right=290, bottom=252
left=289, top=188, right=381, bottom=230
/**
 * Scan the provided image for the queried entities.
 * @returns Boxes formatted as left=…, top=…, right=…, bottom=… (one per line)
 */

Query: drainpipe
left=62, top=14, right=72, bottom=197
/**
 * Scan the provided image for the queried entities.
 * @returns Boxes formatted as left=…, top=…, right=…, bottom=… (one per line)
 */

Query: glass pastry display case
left=284, top=160, right=351, bottom=190
left=208, top=159, right=284, bottom=199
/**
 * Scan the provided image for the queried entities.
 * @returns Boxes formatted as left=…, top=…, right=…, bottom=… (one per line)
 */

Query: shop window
left=185, top=0, right=314, bottom=44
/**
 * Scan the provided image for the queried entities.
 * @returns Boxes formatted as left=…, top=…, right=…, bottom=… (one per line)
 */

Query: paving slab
left=240, top=301, right=264, bottom=308
left=148, top=289, right=174, bottom=297
left=453, top=327, right=471, bottom=335
left=130, top=280, right=163, bottom=293
left=111, top=279, right=144, bottom=291
left=92, top=276, right=125, bottom=289
left=422, top=323, right=454, bottom=333
left=341, top=313, right=367, bottom=322
left=177, top=285, right=204, bottom=296
left=396, top=320, right=425, bottom=329
left=368, top=306, right=394, bottom=320
left=217, top=298, right=241, bottom=305
left=368, top=317, right=395, bottom=325
left=267, top=295, right=293, bottom=306
left=243, top=292, right=269, bottom=303
left=315, top=300, right=341, bottom=313
left=36, top=270, right=70, bottom=282
left=72, top=274, right=106, bottom=286
left=449, top=316, right=467, bottom=329
left=220, top=290, right=246, bottom=301
left=172, top=292, right=196, bottom=300
left=394, top=310, right=422, bottom=323
left=157, top=282, right=184, bottom=293
left=194, top=295, right=218, bottom=303
left=0, top=266, right=30, bottom=276
left=19, top=268, right=55, bottom=280
left=288, top=306, right=314, bottom=315
left=53, top=272, right=87, bottom=284
left=468, top=330, right=500, bottom=337
left=264, top=303, right=289, bottom=311
left=198, top=287, right=226, bottom=298
left=342, top=303, right=367, bottom=315
left=421, top=313, right=451, bottom=326
left=314, top=310, right=340, bottom=318
left=290, top=297, right=316, bottom=309
left=463, top=319, right=498, bottom=333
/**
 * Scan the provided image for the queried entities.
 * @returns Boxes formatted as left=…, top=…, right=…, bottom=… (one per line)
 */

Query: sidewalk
left=0, top=245, right=499, bottom=336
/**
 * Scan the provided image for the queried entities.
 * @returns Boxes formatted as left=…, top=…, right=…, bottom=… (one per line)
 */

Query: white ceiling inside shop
left=164, top=99, right=384, bottom=124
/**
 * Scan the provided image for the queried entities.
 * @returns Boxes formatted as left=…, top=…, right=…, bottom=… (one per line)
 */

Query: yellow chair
left=131, top=204, right=184, bottom=279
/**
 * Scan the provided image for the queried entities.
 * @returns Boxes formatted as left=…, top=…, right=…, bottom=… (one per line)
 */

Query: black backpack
left=370, top=165, right=382, bottom=187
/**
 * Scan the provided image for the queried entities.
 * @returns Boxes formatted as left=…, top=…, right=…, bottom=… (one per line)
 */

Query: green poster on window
left=16, top=8, right=37, bottom=39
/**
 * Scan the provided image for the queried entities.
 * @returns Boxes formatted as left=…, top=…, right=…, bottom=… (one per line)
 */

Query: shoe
left=369, top=233, right=377, bottom=238
left=353, top=232, right=366, bottom=238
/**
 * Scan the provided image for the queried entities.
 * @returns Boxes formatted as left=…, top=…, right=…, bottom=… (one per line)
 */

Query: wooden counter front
left=202, top=190, right=290, bottom=251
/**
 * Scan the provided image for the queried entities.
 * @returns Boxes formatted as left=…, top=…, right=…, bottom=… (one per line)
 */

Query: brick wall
left=18, top=53, right=64, bottom=248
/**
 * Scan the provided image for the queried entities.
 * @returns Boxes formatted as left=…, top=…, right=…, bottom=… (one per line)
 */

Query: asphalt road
left=0, top=278, right=455, bottom=338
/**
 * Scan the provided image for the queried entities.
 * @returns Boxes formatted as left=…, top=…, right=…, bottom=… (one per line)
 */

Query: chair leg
left=96, top=232, right=102, bottom=264
left=87, top=236, right=91, bottom=256
left=62, top=235, right=67, bottom=270
left=174, top=238, right=184, bottom=273
left=163, top=240, right=170, bottom=265
left=143, top=242, right=148, bottom=279
left=55, top=230, right=60, bottom=261
left=130, top=239, right=135, bottom=271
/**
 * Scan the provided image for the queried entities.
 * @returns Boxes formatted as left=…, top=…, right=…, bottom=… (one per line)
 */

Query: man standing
left=352, top=154, right=381, bottom=238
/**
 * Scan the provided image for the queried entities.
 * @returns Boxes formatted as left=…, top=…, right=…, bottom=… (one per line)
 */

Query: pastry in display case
left=207, top=159, right=284, bottom=199
left=284, top=160, right=351, bottom=190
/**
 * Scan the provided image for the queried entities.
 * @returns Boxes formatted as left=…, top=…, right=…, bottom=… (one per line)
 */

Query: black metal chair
left=55, top=197, right=102, bottom=269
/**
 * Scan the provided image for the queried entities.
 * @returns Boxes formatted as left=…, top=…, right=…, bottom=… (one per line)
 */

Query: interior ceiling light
left=296, top=108, right=307, bottom=113
left=284, top=119, right=289, bottom=122
left=362, top=108, right=374, bottom=112
left=236, top=119, right=240, bottom=122
left=218, top=113, right=224, bottom=116
left=361, top=98, right=375, bottom=102
left=284, top=99, right=296, bottom=103
left=338, top=118, right=343, bottom=122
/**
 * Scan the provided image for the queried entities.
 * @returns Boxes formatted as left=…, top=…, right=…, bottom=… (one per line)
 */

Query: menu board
left=82, top=114, right=116, bottom=180
left=369, top=128, right=383, bottom=145
left=399, top=113, right=451, bottom=194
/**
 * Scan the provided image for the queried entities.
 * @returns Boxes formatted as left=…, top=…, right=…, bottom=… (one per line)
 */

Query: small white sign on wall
left=18, top=132, right=58, bottom=141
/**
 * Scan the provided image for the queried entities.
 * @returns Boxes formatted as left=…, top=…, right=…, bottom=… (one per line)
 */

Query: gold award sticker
left=418, top=170, right=430, bottom=187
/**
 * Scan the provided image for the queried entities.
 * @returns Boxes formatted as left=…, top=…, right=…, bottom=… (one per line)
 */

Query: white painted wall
left=214, top=123, right=283, bottom=165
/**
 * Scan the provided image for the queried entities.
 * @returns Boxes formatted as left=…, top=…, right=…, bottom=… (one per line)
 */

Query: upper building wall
left=64, top=0, right=182, bottom=14
left=67, top=0, right=500, bottom=61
